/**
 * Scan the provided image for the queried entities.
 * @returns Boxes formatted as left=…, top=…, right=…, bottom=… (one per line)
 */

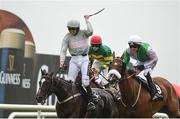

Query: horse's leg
left=159, top=106, right=174, bottom=118
left=84, top=110, right=98, bottom=118
left=137, top=107, right=152, bottom=117
left=56, top=104, right=63, bottom=118
left=166, top=92, right=180, bottom=117
left=155, top=78, right=180, bottom=117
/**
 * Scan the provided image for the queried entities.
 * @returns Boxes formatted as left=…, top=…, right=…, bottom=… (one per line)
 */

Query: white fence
left=8, top=112, right=57, bottom=119
left=0, top=104, right=57, bottom=118
left=0, top=104, right=168, bottom=118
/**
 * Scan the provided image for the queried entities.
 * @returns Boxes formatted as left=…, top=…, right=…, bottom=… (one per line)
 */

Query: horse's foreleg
left=177, top=109, right=180, bottom=118
left=167, top=99, right=180, bottom=118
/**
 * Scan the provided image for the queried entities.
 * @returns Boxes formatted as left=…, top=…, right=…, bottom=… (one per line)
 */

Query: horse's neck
left=53, top=78, right=76, bottom=102
left=119, top=71, right=140, bottom=105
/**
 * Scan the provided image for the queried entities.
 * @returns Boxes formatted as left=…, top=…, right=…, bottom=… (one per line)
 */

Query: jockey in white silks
left=59, top=15, right=96, bottom=111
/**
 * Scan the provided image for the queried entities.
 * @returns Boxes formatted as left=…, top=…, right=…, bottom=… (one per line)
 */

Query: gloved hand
left=59, top=62, right=64, bottom=68
left=92, top=68, right=99, bottom=75
left=84, top=15, right=90, bottom=20
left=91, top=68, right=99, bottom=81
left=134, top=65, right=145, bottom=71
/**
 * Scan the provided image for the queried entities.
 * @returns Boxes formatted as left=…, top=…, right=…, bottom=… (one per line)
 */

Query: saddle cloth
left=135, top=76, right=163, bottom=96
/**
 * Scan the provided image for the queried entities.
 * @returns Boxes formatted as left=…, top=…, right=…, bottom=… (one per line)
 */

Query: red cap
left=90, top=35, right=102, bottom=44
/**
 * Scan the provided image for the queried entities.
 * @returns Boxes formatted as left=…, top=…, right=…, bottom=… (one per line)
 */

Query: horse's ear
left=112, top=51, right=115, bottom=59
left=41, top=69, right=44, bottom=75
left=120, top=53, right=124, bottom=60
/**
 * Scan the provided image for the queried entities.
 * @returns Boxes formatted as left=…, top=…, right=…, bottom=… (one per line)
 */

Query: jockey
left=60, top=15, right=96, bottom=111
left=122, top=35, right=163, bottom=101
left=88, top=35, right=113, bottom=88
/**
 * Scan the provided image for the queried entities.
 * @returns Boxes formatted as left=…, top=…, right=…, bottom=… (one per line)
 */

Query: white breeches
left=136, top=61, right=155, bottom=76
left=67, top=55, right=90, bottom=87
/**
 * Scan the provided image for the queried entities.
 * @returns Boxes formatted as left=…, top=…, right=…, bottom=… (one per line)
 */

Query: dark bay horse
left=36, top=70, right=120, bottom=118
left=107, top=56, right=180, bottom=118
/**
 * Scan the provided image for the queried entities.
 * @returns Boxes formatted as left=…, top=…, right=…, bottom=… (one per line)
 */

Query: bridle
left=37, top=74, right=54, bottom=105
left=40, top=72, right=82, bottom=105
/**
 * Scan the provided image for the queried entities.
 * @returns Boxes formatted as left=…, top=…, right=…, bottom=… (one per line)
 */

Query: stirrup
left=87, top=102, right=96, bottom=111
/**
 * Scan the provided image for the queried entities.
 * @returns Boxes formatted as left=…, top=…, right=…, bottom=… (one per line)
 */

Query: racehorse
left=36, top=69, right=120, bottom=118
left=107, top=55, right=180, bottom=118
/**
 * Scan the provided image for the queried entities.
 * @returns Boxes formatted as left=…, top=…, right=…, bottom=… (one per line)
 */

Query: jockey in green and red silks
left=88, top=35, right=113, bottom=88
left=122, top=35, right=163, bottom=101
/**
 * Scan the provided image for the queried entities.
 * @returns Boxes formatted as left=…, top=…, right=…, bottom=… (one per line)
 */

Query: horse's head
left=36, top=69, right=55, bottom=104
left=107, top=56, right=126, bottom=82
left=36, top=69, right=73, bottom=105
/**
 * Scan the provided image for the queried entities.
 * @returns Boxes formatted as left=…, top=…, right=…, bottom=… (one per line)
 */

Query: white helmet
left=128, top=35, right=142, bottom=45
left=67, top=19, right=80, bottom=28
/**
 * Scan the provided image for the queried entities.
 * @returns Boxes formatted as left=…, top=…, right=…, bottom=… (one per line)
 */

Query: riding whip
left=88, top=8, right=105, bottom=17
left=89, top=68, right=108, bottom=81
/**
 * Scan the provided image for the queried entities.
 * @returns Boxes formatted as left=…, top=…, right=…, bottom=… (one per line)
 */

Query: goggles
left=68, top=27, right=78, bottom=31
left=128, top=42, right=139, bottom=48
left=91, top=44, right=101, bottom=48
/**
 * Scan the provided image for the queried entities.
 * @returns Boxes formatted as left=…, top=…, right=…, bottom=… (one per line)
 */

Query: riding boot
left=85, top=86, right=96, bottom=111
left=145, top=73, right=163, bottom=101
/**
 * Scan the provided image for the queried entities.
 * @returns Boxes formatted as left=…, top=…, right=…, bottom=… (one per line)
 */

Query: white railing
left=0, top=104, right=56, bottom=118
left=0, top=104, right=168, bottom=118
left=0, top=104, right=55, bottom=111
left=8, top=112, right=57, bottom=119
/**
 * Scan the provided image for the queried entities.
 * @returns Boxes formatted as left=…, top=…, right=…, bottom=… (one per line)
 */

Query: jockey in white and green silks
left=122, top=35, right=163, bottom=101
left=88, top=35, right=113, bottom=87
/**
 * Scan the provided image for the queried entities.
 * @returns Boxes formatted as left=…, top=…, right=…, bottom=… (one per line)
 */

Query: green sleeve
left=102, top=50, right=113, bottom=68
left=88, top=46, right=92, bottom=59
left=123, top=50, right=130, bottom=66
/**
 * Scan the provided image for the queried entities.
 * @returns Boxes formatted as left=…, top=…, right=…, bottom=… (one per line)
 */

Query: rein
left=119, top=80, right=142, bottom=108
left=53, top=67, right=83, bottom=105
left=57, top=93, right=81, bottom=105
left=119, top=72, right=142, bottom=108
left=126, top=73, right=136, bottom=79
left=54, top=78, right=79, bottom=105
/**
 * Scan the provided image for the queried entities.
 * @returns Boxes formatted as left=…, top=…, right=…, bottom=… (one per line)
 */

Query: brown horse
left=107, top=56, right=180, bottom=118
left=36, top=69, right=120, bottom=118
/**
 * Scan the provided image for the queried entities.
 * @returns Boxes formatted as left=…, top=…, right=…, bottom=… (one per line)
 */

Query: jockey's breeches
left=67, top=55, right=90, bottom=87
